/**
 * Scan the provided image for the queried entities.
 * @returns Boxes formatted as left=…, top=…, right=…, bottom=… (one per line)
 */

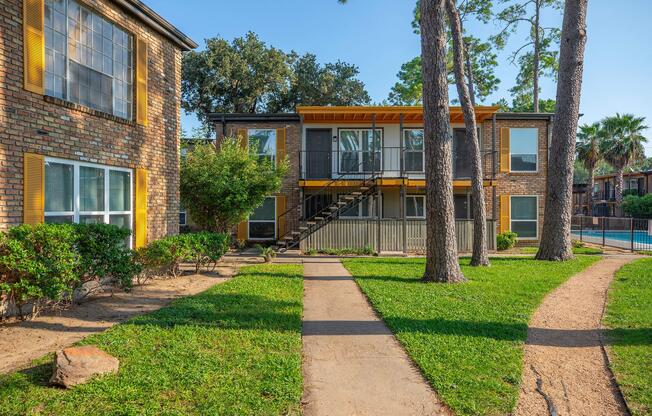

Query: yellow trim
left=135, top=38, right=148, bottom=126
left=134, top=168, right=148, bottom=248
left=500, top=127, right=510, bottom=173
left=499, top=194, right=510, bottom=234
left=23, top=0, right=45, bottom=94
left=297, top=105, right=501, bottom=124
left=23, top=152, right=45, bottom=224
left=237, top=222, right=247, bottom=240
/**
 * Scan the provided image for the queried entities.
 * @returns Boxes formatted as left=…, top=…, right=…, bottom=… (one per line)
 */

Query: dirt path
left=515, top=255, right=639, bottom=416
left=0, top=268, right=232, bottom=374
left=301, top=258, right=450, bottom=416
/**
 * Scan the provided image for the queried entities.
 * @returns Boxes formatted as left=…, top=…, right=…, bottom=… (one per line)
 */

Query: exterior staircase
left=275, top=176, right=379, bottom=253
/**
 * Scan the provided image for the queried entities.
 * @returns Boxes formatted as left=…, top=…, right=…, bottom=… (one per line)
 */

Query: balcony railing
left=300, top=147, right=487, bottom=180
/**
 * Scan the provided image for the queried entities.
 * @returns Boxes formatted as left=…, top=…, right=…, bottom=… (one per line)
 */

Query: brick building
left=573, top=170, right=651, bottom=217
left=209, top=106, right=553, bottom=251
left=0, top=0, right=196, bottom=246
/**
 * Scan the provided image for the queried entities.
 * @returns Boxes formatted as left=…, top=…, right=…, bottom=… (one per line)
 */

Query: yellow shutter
left=237, top=128, right=248, bottom=149
left=499, top=194, right=510, bottom=233
left=23, top=0, right=45, bottom=94
left=276, top=195, right=286, bottom=238
left=134, top=168, right=148, bottom=248
left=136, top=38, right=148, bottom=126
left=500, top=127, right=510, bottom=173
left=237, top=221, right=248, bottom=240
left=276, top=128, right=286, bottom=167
left=23, top=153, right=44, bottom=224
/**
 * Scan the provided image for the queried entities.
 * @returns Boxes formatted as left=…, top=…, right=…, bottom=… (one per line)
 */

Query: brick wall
left=482, top=118, right=551, bottom=245
left=219, top=122, right=303, bottom=235
left=0, top=0, right=182, bottom=240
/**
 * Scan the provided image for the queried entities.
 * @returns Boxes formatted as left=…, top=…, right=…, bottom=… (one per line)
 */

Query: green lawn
left=519, top=246, right=604, bottom=255
left=604, top=258, right=652, bottom=416
left=342, top=256, right=599, bottom=416
left=0, top=264, right=303, bottom=416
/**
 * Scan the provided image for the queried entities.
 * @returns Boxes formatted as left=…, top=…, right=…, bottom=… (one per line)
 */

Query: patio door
left=306, top=129, right=332, bottom=179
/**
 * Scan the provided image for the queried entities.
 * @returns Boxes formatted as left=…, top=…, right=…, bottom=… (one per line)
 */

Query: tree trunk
left=462, top=39, right=476, bottom=106
left=533, top=0, right=541, bottom=112
left=587, top=166, right=595, bottom=215
left=536, top=0, right=588, bottom=261
left=615, top=167, right=624, bottom=206
left=420, top=0, right=465, bottom=282
left=446, top=0, right=488, bottom=267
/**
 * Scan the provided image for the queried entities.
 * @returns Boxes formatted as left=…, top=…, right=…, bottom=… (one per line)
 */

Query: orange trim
left=297, top=105, right=500, bottom=124
left=298, top=179, right=494, bottom=188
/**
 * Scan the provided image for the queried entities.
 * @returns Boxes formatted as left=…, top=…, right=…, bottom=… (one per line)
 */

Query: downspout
left=400, top=113, right=406, bottom=253
left=492, top=114, right=497, bottom=222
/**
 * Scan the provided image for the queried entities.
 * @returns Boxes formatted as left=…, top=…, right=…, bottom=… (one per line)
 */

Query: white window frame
left=509, top=128, right=539, bottom=173
left=338, top=128, right=383, bottom=173
left=405, top=194, right=425, bottom=219
left=44, top=157, right=133, bottom=246
left=403, top=128, right=425, bottom=173
left=248, top=196, right=276, bottom=240
left=510, top=195, right=538, bottom=240
left=248, top=129, right=276, bottom=165
left=44, top=0, right=134, bottom=119
left=338, top=193, right=382, bottom=219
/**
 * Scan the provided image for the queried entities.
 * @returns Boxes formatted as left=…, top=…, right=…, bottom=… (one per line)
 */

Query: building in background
left=573, top=170, right=652, bottom=217
left=0, top=0, right=197, bottom=246
left=208, top=106, right=553, bottom=252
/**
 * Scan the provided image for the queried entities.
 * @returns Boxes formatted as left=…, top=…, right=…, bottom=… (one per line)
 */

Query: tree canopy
left=180, top=139, right=288, bottom=232
left=182, top=32, right=370, bottom=128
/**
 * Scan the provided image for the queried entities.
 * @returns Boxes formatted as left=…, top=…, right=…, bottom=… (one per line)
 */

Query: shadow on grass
left=303, top=318, right=652, bottom=347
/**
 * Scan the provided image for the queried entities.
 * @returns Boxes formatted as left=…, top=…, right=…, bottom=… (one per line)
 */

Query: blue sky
left=147, top=0, right=652, bottom=156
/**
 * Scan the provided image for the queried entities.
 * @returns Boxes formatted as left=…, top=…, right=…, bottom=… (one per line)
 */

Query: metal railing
left=572, top=215, right=652, bottom=252
left=299, top=148, right=490, bottom=180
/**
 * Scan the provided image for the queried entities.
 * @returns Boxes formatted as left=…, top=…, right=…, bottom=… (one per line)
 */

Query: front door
left=306, top=129, right=332, bottom=179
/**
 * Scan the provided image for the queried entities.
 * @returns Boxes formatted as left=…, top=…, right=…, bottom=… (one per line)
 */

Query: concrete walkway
left=515, top=255, right=639, bottom=416
left=301, top=258, right=449, bottom=416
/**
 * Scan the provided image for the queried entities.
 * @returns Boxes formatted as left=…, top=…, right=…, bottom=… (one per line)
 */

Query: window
left=510, top=128, right=538, bottom=172
left=339, top=194, right=381, bottom=218
left=339, top=129, right=382, bottom=173
left=44, top=0, right=134, bottom=119
left=179, top=205, right=187, bottom=226
left=454, top=194, right=473, bottom=219
left=248, top=129, right=276, bottom=164
left=249, top=196, right=276, bottom=240
left=511, top=196, right=538, bottom=239
left=44, top=158, right=133, bottom=242
left=406, top=195, right=425, bottom=218
left=404, top=129, right=424, bottom=172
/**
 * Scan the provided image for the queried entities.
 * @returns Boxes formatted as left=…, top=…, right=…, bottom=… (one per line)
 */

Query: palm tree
left=599, top=114, right=648, bottom=207
left=576, top=122, right=602, bottom=215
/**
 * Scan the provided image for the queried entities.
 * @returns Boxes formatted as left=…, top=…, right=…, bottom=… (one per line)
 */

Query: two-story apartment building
left=1, top=0, right=196, bottom=246
left=210, top=106, right=553, bottom=252
left=573, top=170, right=652, bottom=217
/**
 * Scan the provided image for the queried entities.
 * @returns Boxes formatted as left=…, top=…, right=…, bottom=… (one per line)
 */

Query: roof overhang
left=114, top=0, right=198, bottom=51
left=297, top=105, right=501, bottom=124
left=207, top=113, right=301, bottom=123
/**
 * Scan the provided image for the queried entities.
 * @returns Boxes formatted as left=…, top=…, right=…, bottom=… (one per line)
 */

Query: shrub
left=622, top=194, right=652, bottom=218
left=0, top=224, right=79, bottom=317
left=136, top=232, right=230, bottom=277
left=255, top=244, right=276, bottom=263
left=304, top=245, right=376, bottom=256
left=74, top=224, right=141, bottom=292
left=572, top=240, right=585, bottom=249
left=496, top=231, right=518, bottom=251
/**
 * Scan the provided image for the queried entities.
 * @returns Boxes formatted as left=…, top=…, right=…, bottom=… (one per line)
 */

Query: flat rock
left=50, top=345, right=119, bottom=388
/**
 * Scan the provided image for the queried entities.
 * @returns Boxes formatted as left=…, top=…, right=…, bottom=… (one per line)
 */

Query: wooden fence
left=300, top=219, right=497, bottom=253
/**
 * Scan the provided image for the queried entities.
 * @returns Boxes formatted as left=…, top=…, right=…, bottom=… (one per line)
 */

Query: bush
left=74, top=224, right=141, bottom=291
left=304, top=245, right=376, bottom=256
left=572, top=240, right=585, bottom=249
left=622, top=194, right=652, bottom=218
left=0, top=224, right=79, bottom=317
left=136, top=232, right=230, bottom=277
left=497, top=231, right=518, bottom=251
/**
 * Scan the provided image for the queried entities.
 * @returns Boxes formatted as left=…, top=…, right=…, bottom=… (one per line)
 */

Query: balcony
left=299, top=148, right=486, bottom=181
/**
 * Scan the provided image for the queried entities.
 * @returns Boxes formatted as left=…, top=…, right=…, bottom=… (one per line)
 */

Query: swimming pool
left=571, top=229, right=652, bottom=250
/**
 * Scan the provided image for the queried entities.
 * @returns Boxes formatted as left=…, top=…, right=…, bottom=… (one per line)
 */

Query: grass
left=342, top=256, right=599, bottom=416
left=0, top=264, right=303, bottom=416
left=519, top=246, right=604, bottom=255
left=604, top=258, right=652, bottom=416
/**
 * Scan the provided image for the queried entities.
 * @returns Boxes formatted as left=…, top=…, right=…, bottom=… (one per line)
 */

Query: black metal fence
left=571, top=216, right=652, bottom=252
